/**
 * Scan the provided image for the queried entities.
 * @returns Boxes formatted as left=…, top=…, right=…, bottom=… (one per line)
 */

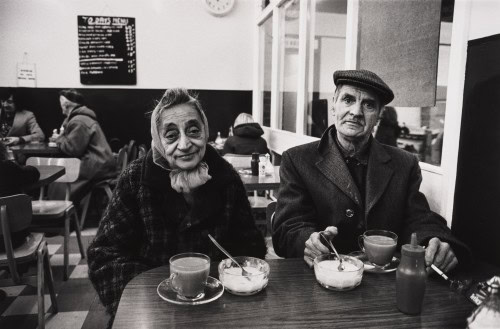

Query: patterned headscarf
left=150, top=89, right=212, bottom=193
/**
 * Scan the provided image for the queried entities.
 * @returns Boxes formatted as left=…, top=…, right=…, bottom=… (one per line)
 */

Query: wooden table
left=113, top=258, right=496, bottom=328
left=239, top=166, right=280, bottom=191
left=23, top=165, right=65, bottom=191
left=10, top=143, right=63, bottom=164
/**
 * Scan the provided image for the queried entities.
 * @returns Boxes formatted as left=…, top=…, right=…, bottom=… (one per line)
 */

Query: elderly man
left=272, top=69, right=470, bottom=273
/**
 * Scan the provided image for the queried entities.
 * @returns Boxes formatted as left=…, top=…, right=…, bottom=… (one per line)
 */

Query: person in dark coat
left=0, top=141, right=40, bottom=251
left=87, top=89, right=266, bottom=321
left=374, top=106, right=400, bottom=147
left=272, top=69, right=470, bottom=273
left=49, top=89, right=116, bottom=200
left=223, top=113, right=269, bottom=155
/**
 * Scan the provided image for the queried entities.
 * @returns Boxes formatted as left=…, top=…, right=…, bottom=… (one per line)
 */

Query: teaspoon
left=320, top=232, right=345, bottom=271
left=208, top=234, right=252, bottom=279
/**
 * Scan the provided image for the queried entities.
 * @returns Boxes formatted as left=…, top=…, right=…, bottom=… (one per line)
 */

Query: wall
left=0, top=0, right=254, bottom=90
left=0, top=0, right=256, bottom=144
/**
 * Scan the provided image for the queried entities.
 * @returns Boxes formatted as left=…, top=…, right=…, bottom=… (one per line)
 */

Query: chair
left=0, top=194, right=58, bottom=329
left=127, top=140, right=138, bottom=163
left=223, top=154, right=274, bottom=234
left=138, top=144, right=147, bottom=158
left=266, top=200, right=277, bottom=235
left=26, top=157, right=86, bottom=281
left=223, top=153, right=253, bottom=169
left=77, top=145, right=130, bottom=230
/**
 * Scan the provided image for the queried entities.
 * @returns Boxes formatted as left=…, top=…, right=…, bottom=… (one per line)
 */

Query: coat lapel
left=365, top=141, right=393, bottom=216
left=315, top=127, right=362, bottom=206
left=9, top=112, right=22, bottom=136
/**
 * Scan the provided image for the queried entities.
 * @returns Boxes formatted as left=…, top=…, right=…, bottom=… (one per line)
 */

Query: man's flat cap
left=333, top=69, right=394, bottom=105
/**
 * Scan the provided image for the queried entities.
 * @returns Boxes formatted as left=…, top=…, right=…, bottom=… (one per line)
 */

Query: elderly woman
left=88, top=89, right=266, bottom=318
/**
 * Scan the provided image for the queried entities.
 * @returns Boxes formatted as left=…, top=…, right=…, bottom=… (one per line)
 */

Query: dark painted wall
left=1, top=87, right=252, bottom=148
left=452, top=34, right=500, bottom=266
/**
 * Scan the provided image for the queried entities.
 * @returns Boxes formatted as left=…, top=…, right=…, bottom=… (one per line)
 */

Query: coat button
left=186, top=222, right=192, bottom=228
left=346, top=209, right=354, bottom=218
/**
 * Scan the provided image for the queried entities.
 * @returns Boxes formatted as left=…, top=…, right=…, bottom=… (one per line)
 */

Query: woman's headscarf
left=150, top=89, right=212, bottom=193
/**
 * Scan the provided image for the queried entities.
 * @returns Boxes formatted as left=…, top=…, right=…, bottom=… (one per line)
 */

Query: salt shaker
left=265, top=153, right=274, bottom=175
left=259, top=156, right=266, bottom=177
left=396, top=232, right=427, bottom=314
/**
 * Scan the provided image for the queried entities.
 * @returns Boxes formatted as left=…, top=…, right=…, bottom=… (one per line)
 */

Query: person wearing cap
left=0, top=88, right=45, bottom=145
left=272, top=69, right=470, bottom=273
left=49, top=89, right=116, bottom=199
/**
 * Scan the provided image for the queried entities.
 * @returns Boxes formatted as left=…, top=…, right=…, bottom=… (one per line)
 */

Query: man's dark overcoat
left=272, top=125, right=470, bottom=261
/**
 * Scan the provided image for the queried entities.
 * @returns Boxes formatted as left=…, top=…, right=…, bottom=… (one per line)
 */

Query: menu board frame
left=78, top=15, right=136, bottom=85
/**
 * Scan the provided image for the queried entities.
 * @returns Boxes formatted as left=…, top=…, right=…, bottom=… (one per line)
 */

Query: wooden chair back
left=26, top=157, right=81, bottom=183
left=223, top=153, right=254, bottom=168
left=127, top=140, right=138, bottom=162
left=0, top=194, right=32, bottom=236
left=266, top=200, right=277, bottom=235
left=138, top=144, right=147, bottom=158
left=116, top=146, right=129, bottom=174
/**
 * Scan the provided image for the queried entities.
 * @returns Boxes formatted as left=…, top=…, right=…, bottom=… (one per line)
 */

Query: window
left=305, top=0, right=347, bottom=137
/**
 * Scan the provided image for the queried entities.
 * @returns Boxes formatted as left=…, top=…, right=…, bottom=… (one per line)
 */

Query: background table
left=10, top=143, right=63, bottom=164
left=239, top=166, right=280, bottom=192
left=113, top=258, right=496, bottom=328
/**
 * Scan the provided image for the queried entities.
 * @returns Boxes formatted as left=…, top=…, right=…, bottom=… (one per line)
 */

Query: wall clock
left=202, top=0, right=235, bottom=17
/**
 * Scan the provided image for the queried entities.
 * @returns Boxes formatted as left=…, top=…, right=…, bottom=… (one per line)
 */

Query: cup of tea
left=358, top=230, right=398, bottom=268
left=168, top=252, right=210, bottom=301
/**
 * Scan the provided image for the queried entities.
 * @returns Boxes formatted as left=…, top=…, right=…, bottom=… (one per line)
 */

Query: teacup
left=168, top=252, right=210, bottom=301
left=358, top=230, right=398, bottom=268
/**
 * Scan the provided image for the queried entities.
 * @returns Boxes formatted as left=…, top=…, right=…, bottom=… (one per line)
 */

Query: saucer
left=157, top=276, right=224, bottom=305
left=348, top=251, right=400, bottom=273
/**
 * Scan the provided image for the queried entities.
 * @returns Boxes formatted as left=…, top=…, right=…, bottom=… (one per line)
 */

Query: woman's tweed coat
left=88, top=145, right=266, bottom=315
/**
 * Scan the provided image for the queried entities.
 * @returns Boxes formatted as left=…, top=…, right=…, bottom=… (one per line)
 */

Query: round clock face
left=202, top=0, right=235, bottom=17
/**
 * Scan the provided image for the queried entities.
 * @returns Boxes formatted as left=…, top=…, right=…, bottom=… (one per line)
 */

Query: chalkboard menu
left=78, top=15, right=136, bottom=85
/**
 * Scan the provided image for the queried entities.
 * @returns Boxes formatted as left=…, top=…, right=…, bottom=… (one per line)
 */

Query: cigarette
left=431, top=264, right=449, bottom=281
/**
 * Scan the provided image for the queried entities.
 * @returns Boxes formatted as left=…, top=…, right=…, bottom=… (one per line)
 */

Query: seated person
left=87, top=88, right=266, bottom=319
left=223, top=113, right=269, bottom=155
left=272, top=69, right=471, bottom=273
left=49, top=89, right=116, bottom=200
left=0, top=141, right=40, bottom=251
left=0, top=88, right=45, bottom=145
left=374, top=106, right=400, bottom=147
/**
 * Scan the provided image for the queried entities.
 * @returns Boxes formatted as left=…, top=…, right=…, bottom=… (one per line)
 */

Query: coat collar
left=316, top=125, right=393, bottom=211
left=316, top=125, right=363, bottom=205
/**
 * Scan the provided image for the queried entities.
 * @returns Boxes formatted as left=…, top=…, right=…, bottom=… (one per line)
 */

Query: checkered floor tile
left=0, top=228, right=101, bottom=329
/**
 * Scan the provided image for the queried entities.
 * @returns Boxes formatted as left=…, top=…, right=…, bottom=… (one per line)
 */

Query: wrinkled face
left=1, top=95, right=16, bottom=116
left=159, top=104, right=207, bottom=170
left=333, top=85, right=381, bottom=143
left=59, top=95, right=76, bottom=117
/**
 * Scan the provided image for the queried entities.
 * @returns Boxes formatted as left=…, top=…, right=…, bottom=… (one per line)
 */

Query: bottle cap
left=401, top=232, right=425, bottom=256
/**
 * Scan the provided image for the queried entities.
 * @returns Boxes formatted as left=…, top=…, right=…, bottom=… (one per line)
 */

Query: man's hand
left=425, top=237, right=458, bottom=273
left=5, top=136, right=20, bottom=145
left=304, top=226, right=338, bottom=267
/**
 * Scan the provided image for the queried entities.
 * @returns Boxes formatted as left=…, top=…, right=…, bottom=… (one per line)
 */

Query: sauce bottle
left=251, top=152, right=259, bottom=176
left=396, top=232, right=427, bottom=314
